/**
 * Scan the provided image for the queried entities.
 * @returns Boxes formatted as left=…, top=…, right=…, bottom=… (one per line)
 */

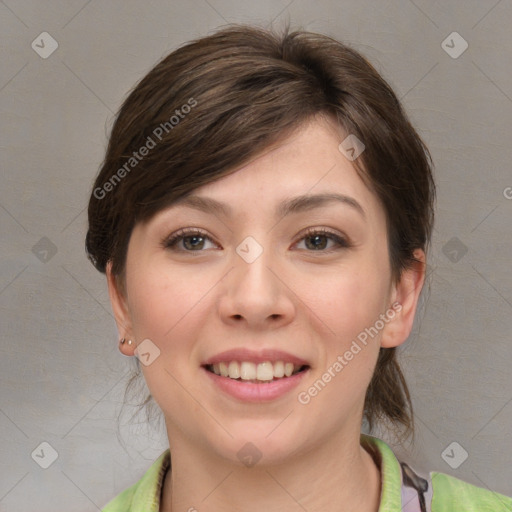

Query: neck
left=160, top=428, right=381, bottom=512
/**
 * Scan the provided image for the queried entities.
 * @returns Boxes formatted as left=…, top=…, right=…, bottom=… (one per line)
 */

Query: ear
left=380, top=249, right=426, bottom=349
left=106, top=262, right=136, bottom=356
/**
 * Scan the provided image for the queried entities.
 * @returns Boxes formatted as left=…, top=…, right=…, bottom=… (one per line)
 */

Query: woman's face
left=108, top=116, right=423, bottom=465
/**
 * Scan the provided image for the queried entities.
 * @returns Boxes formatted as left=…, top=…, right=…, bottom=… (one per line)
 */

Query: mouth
left=201, top=348, right=311, bottom=401
left=203, top=361, right=310, bottom=384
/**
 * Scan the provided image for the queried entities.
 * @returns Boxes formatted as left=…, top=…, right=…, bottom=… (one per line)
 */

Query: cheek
left=126, top=264, right=209, bottom=345
left=305, top=260, right=390, bottom=349
left=125, top=265, right=213, bottom=417
left=296, top=268, right=385, bottom=419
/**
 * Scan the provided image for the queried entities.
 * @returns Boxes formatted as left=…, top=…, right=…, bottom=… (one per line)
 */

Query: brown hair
left=86, top=23, right=435, bottom=441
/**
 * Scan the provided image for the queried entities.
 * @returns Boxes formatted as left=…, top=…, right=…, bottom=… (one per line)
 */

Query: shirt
left=101, top=434, right=512, bottom=511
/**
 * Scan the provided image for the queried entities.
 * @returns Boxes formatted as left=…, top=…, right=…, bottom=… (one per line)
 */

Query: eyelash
left=162, top=227, right=351, bottom=254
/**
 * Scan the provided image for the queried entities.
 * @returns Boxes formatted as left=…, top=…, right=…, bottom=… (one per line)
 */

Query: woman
left=86, top=24, right=512, bottom=512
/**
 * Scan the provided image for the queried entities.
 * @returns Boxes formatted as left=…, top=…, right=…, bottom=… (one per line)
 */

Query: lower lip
left=202, top=367, right=310, bottom=402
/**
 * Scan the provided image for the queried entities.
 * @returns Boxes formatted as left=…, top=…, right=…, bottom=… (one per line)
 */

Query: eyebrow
left=172, top=192, right=366, bottom=220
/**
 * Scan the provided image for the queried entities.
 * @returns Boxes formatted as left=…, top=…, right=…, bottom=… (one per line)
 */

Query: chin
left=206, top=419, right=313, bottom=467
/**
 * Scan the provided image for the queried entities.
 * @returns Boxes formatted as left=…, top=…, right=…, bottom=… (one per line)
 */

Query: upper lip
left=202, top=348, right=310, bottom=367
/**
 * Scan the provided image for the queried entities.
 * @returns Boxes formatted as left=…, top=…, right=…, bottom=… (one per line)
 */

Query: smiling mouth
left=204, top=361, right=310, bottom=383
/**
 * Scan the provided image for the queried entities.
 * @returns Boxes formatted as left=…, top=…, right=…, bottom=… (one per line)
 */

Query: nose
left=217, top=240, right=295, bottom=330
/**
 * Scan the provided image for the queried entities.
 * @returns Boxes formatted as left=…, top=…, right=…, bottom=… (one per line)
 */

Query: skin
left=107, top=115, right=425, bottom=512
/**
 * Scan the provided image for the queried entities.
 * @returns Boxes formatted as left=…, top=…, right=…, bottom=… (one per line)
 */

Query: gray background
left=1, top=1, right=511, bottom=510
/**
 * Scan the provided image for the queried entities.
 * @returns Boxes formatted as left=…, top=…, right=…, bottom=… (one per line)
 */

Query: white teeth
left=228, top=361, right=240, bottom=379
left=209, top=360, right=306, bottom=381
left=256, top=362, right=274, bottom=381
left=273, top=360, right=285, bottom=378
left=240, top=362, right=256, bottom=380
left=219, top=361, right=229, bottom=377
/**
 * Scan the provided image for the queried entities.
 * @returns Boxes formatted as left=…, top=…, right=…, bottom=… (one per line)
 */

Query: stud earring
left=120, top=338, right=133, bottom=345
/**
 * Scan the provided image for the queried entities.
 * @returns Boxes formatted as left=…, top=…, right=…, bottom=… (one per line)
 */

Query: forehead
left=161, top=118, right=383, bottom=223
